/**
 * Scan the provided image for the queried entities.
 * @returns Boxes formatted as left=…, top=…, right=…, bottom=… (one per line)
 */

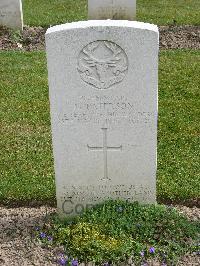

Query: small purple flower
left=71, top=259, right=78, bottom=266
left=140, top=251, right=145, bottom=257
left=58, top=257, right=68, bottom=266
left=35, top=227, right=40, bottom=231
left=149, top=247, right=155, bottom=254
left=47, top=236, right=53, bottom=241
left=40, top=232, right=46, bottom=239
left=103, top=263, right=110, bottom=266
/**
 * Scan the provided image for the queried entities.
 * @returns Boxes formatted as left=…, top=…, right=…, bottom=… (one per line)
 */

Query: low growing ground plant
left=35, top=200, right=199, bottom=265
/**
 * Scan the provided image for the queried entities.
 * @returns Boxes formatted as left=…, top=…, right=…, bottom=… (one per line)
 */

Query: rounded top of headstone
left=46, top=20, right=158, bottom=36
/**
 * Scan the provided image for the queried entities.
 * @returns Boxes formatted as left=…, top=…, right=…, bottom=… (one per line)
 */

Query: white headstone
left=88, top=0, right=136, bottom=20
left=0, top=0, right=23, bottom=30
left=46, top=20, right=159, bottom=216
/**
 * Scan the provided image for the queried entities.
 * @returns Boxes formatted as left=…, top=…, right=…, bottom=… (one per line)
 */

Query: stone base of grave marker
left=46, top=20, right=159, bottom=216
left=0, top=0, right=23, bottom=30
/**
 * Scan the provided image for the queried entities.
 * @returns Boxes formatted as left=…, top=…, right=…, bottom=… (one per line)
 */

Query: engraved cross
left=87, top=128, right=122, bottom=180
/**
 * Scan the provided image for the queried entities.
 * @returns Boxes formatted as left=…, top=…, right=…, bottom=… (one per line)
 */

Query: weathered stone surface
left=46, top=20, right=159, bottom=216
left=88, top=0, right=136, bottom=20
left=0, top=0, right=23, bottom=30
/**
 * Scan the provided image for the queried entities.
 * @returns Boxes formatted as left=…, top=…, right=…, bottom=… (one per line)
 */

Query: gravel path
left=0, top=205, right=199, bottom=266
left=0, top=207, right=59, bottom=266
left=0, top=25, right=200, bottom=51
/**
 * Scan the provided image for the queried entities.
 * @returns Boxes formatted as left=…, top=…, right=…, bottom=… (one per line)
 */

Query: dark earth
left=0, top=25, right=200, bottom=51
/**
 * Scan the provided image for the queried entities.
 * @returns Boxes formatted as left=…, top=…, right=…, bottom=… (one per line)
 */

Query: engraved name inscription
left=58, top=95, right=155, bottom=127
left=78, top=40, right=128, bottom=89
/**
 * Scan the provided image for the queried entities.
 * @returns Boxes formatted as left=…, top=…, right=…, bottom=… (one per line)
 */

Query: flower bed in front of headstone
left=35, top=200, right=200, bottom=266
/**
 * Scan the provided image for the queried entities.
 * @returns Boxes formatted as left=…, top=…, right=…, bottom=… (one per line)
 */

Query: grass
left=158, top=50, right=200, bottom=202
left=0, top=50, right=199, bottom=205
left=0, top=52, right=55, bottom=204
left=36, top=200, right=200, bottom=265
left=23, top=0, right=200, bottom=27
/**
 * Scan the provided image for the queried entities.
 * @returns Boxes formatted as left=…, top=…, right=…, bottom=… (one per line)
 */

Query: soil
left=0, top=205, right=199, bottom=266
left=159, top=25, right=200, bottom=50
left=0, top=25, right=200, bottom=51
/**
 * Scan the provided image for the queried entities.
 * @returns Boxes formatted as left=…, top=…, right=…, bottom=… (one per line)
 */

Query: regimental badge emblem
left=78, top=40, right=128, bottom=90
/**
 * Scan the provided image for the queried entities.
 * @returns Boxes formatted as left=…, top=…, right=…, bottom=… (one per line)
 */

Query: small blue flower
left=71, top=259, right=78, bottom=266
left=58, top=254, right=68, bottom=266
left=149, top=247, right=155, bottom=254
left=47, top=236, right=53, bottom=241
left=58, top=257, right=67, bottom=266
left=35, top=227, right=40, bottom=231
left=40, top=232, right=46, bottom=239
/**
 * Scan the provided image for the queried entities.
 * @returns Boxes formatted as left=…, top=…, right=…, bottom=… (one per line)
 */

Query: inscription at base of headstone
left=0, top=0, right=23, bottom=30
left=46, top=20, right=159, bottom=216
left=88, top=0, right=136, bottom=20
